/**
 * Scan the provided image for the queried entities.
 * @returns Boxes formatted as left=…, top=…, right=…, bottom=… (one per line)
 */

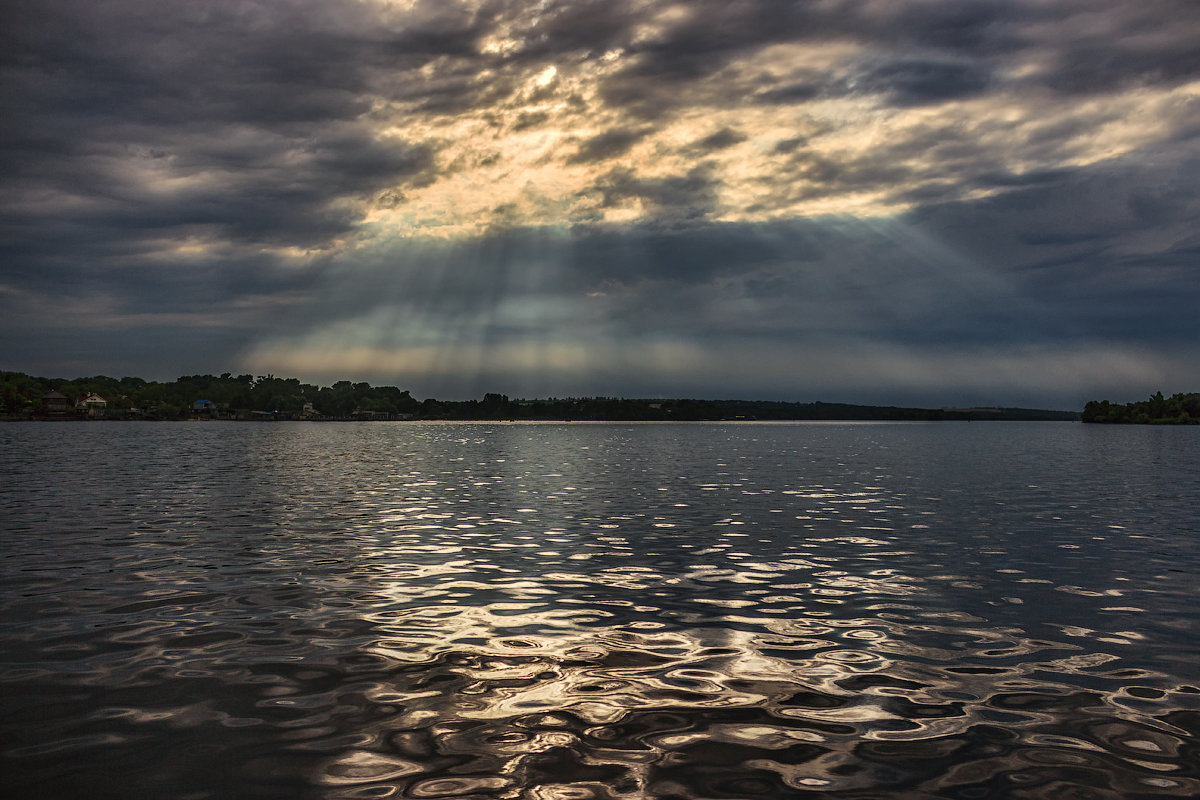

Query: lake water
left=2, top=421, right=1198, bottom=799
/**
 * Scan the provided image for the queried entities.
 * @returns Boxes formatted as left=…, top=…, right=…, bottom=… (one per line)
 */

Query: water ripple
left=2, top=421, right=1198, bottom=798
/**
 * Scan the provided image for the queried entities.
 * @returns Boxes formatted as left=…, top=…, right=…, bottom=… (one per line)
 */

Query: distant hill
left=2, top=369, right=1078, bottom=421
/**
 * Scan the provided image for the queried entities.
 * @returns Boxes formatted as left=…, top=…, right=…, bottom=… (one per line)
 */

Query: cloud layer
left=2, top=0, right=1198, bottom=405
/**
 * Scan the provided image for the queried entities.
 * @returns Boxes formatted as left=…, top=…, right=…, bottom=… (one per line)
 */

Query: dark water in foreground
left=1, top=421, right=1198, bottom=799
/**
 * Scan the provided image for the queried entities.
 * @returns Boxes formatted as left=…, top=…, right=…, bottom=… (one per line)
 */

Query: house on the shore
left=76, top=393, right=108, bottom=418
left=192, top=399, right=218, bottom=417
left=42, top=390, right=71, bottom=417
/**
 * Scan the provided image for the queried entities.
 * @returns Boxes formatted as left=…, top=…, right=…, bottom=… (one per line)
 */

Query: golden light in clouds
left=358, top=39, right=1198, bottom=239
left=55, top=1, right=1196, bottom=248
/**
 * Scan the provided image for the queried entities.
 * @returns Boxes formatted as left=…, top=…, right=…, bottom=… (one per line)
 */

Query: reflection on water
left=1, top=421, right=1198, bottom=798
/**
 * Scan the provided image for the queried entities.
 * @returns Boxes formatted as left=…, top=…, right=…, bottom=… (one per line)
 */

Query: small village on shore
left=33, top=388, right=345, bottom=421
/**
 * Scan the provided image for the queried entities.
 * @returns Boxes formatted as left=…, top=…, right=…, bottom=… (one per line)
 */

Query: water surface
left=2, top=421, right=1198, bottom=798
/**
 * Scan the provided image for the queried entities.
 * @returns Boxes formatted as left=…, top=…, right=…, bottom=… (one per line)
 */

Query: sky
left=2, top=0, right=1198, bottom=408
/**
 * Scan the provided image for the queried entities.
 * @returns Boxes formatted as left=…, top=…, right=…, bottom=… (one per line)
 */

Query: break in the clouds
left=2, top=0, right=1198, bottom=406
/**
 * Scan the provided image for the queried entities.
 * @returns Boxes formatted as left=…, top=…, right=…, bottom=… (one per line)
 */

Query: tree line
left=1082, top=391, right=1200, bottom=424
left=2, top=369, right=1080, bottom=421
left=1, top=371, right=420, bottom=419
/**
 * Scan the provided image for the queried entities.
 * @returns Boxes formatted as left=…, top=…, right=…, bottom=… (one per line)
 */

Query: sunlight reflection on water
left=1, top=421, right=1198, bottom=798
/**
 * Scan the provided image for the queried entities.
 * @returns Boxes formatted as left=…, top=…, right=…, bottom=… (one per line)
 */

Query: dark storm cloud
left=852, top=58, right=993, bottom=106
left=570, top=153, right=1196, bottom=353
left=754, top=81, right=825, bottom=106
left=973, top=168, right=1076, bottom=189
left=1032, top=0, right=1200, bottom=95
left=567, top=126, right=655, bottom=164
left=1, top=4, right=376, bottom=129
left=584, top=0, right=1200, bottom=117
left=589, top=166, right=718, bottom=219
left=4, top=127, right=437, bottom=254
left=1043, top=38, right=1200, bottom=96
left=591, top=0, right=1021, bottom=115
left=0, top=2, right=442, bottom=257
left=750, top=58, right=994, bottom=109
left=566, top=220, right=824, bottom=286
left=910, top=155, right=1200, bottom=337
left=877, top=0, right=1028, bottom=54
left=752, top=148, right=919, bottom=209
left=690, top=128, right=747, bottom=153
left=0, top=243, right=320, bottom=380
left=771, top=138, right=807, bottom=155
